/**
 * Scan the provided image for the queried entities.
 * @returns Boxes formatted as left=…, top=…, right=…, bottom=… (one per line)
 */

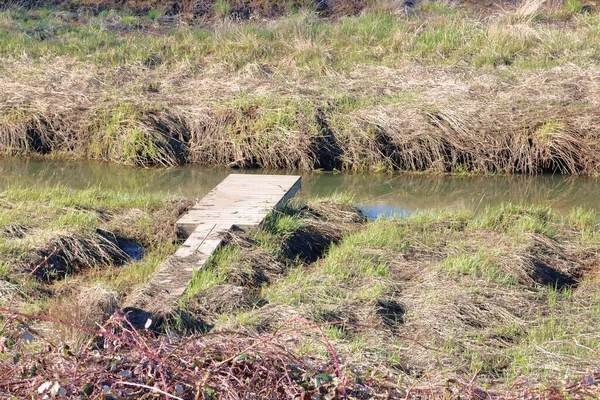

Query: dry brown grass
left=1, top=51, right=600, bottom=172
left=1, top=2, right=600, bottom=172
left=44, top=285, right=120, bottom=349
left=511, top=0, right=549, bottom=23
left=29, top=230, right=130, bottom=282
left=0, top=222, right=29, bottom=238
left=343, top=101, right=600, bottom=173
left=187, top=205, right=600, bottom=390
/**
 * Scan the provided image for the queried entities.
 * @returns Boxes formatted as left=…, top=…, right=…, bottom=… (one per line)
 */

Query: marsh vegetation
left=1, top=0, right=600, bottom=397
left=0, top=185, right=599, bottom=397
left=1, top=0, right=600, bottom=172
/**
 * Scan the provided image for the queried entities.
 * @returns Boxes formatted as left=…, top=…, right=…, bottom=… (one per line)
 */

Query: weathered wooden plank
left=125, top=174, right=301, bottom=319
left=175, top=174, right=301, bottom=238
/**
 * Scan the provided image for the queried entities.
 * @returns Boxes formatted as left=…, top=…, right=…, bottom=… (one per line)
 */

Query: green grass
left=0, top=261, right=9, bottom=279
left=440, top=250, right=517, bottom=284
left=0, top=185, right=181, bottom=296
left=502, top=284, right=600, bottom=381
left=183, top=246, right=237, bottom=300
left=214, top=0, right=232, bottom=18
left=1, top=4, right=600, bottom=72
left=0, top=185, right=175, bottom=210
left=471, top=203, right=559, bottom=237
left=567, top=206, right=598, bottom=230
left=99, top=243, right=178, bottom=292
left=564, top=0, right=585, bottom=14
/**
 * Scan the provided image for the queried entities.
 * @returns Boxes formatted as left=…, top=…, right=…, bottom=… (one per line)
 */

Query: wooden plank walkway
left=126, top=174, right=301, bottom=317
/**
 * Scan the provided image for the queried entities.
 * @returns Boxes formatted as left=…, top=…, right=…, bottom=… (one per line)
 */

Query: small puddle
left=358, top=205, right=413, bottom=220
left=117, top=238, right=145, bottom=261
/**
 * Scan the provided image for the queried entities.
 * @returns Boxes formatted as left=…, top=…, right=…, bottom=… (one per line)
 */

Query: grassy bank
left=1, top=0, right=600, bottom=172
left=1, top=186, right=599, bottom=397
left=0, top=186, right=190, bottom=310
left=182, top=201, right=600, bottom=392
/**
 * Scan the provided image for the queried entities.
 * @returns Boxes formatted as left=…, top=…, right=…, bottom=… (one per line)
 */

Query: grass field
left=0, top=184, right=599, bottom=397
left=1, top=0, right=600, bottom=172
left=2, top=2, right=600, bottom=395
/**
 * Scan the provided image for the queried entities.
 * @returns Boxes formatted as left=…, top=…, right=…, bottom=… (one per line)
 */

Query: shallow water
left=0, top=158, right=599, bottom=219
left=117, top=238, right=145, bottom=261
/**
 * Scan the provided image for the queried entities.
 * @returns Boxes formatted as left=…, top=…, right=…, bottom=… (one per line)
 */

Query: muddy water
left=1, top=158, right=599, bottom=219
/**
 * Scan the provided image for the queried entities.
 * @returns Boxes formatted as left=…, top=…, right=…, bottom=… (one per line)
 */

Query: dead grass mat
left=2, top=62, right=600, bottom=173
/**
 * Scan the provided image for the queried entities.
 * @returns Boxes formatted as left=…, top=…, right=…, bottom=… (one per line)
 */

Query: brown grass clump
left=29, top=230, right=130, bottom=282
left=109, top=199, right=195, bottom=246
left=185, top=105, right=319, bottom=169
left=521, top=233, right=583, bottom=287
left=0, top=223, right=29, bottom=238
left=340, top=103, right=600, bottom=174
left=302, top=199, right=368, bottom=226
left=77, top=285, right=120, bottom=319
left=223, top=237, right=288, bottom=287
left=0, top=104, right=73, bottom=156
left=44, top=285, right=120, bottom=349
left=191, top=284, right=257, bottom=314
left=279, top=201, right=367, bottom=261
left=0, top=280, right=18, bottom=297
left=508, top=0, right=550, bottom=23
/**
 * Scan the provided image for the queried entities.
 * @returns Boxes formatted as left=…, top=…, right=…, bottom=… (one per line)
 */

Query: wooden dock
left=126, top=174, right=301, bottom=317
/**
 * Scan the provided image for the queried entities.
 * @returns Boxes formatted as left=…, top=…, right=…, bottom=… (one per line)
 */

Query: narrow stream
left=1, top=158, right=599, bottom=219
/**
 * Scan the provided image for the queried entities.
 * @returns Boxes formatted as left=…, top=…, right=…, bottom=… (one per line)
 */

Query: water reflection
left=0, top=158, right=598, bottom=216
